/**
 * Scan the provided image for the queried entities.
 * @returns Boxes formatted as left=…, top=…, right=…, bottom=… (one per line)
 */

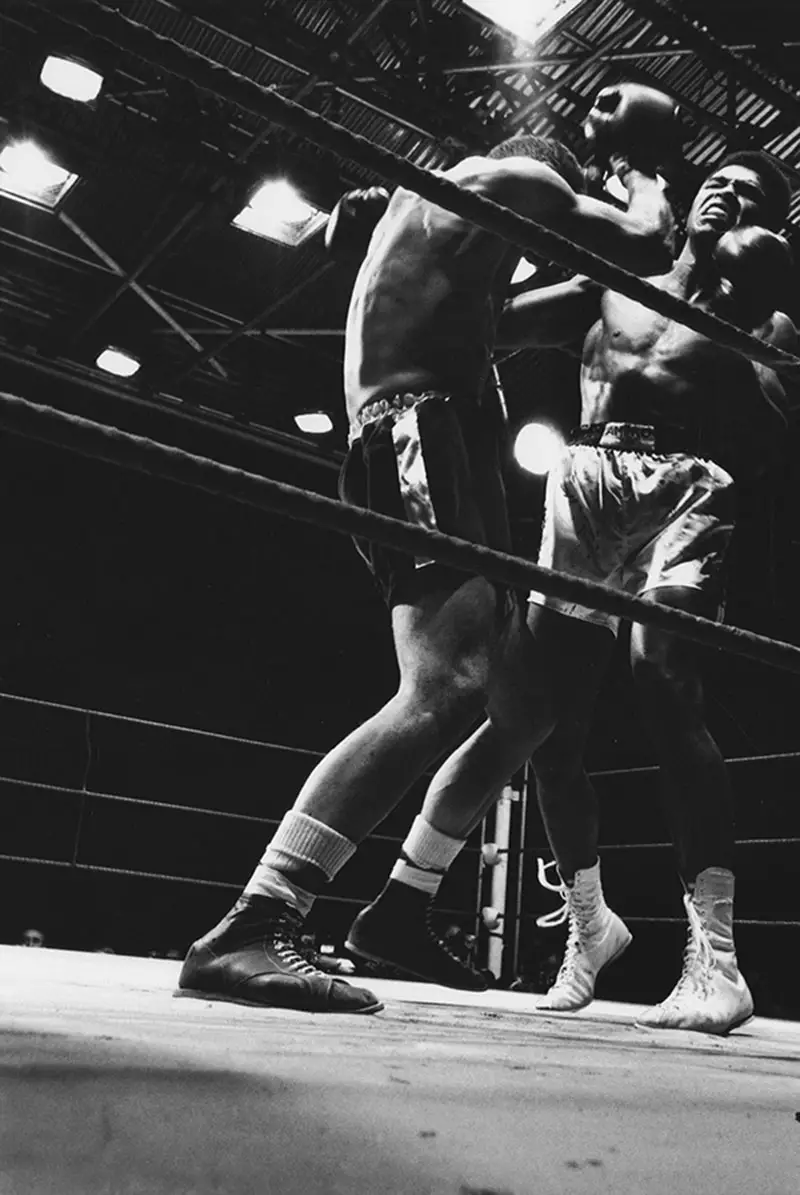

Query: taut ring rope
left=2, top=389, right=799, bottom=676
left=29, top=0, right=800, bottom=376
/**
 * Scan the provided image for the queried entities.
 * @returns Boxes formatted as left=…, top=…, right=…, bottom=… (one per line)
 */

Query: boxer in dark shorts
left=340, top=391, right=511, bottom=608
left=177, top=87, right=677, bottom=1012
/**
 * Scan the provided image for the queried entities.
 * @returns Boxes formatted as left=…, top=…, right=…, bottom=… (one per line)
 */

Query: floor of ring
left=2, top=946, right=798, bottom=1195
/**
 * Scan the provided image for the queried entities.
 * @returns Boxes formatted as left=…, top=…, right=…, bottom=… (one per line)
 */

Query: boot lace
left=535, top=859, right=599, bottom=990
left=534, top=858, right=598, bottom=931
left=265, top=908, right=324, bottom=977
left=664, top=894, right=716, bottom=1004
left=423, top=905, right=470, bottom=969
left=535, top=858, right=569, bottom=928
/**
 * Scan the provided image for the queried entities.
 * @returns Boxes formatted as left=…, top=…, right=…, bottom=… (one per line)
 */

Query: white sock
left=243, top=866, right=316, bottom=917
left=390, top=816, right=466, bottom=896
left=244, top=811, right=357, bottom=914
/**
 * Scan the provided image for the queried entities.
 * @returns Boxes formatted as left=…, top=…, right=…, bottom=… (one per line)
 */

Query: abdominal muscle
left=579, top=313, right=730, bottom=435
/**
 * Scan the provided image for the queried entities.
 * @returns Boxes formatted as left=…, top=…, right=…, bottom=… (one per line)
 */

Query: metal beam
left=0, top=225, right=345, bottom=371
left=166, top=261, right=334, bottom=387
left=621, top=0, right=800, bottom=124
left=557, top=26, right=800, bottom=189
left=507, top=11, right=648, bottom=129
left=0, top=342, right=342, bottom=471
left=18, top=0, right=482, bottom=377
left=368, top=43, right=800, bottom=76
left=605, top=63, right=800, bottom=189
left=57, top=213, right=228, bottom=379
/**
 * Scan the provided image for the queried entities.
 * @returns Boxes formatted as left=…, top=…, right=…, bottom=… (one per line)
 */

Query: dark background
left=0, top=1, right=798, bottom=1012
left=1, top=365, right=798, bottom=1017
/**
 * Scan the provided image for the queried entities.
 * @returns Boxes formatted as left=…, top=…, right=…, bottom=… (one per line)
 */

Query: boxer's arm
left=496, top=274, right=601, bottom=348
left=713, top=229, right=797, bottom=431
left=728, top=312, right=796, bottom=478
left=483, top=159, right=674, bottom=279
left=751, top=311, right=796, bottom=431
left=562, top=174, right=675, bottom=277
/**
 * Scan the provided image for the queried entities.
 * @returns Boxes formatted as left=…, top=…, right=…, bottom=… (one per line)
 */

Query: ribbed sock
left=389, top=815, right=466, bottom=897
left=244, top=811, right=357, bottom=915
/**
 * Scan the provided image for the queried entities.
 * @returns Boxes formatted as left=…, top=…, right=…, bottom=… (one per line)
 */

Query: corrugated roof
left=0, top=0, right=798, bottom=451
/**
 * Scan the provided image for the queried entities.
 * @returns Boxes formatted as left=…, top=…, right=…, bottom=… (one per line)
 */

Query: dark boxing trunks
left=340, top=392, right=511, bottom=607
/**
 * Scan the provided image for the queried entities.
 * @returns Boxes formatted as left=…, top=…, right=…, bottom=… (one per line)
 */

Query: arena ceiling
left=1, top=0, right=800, bottom=474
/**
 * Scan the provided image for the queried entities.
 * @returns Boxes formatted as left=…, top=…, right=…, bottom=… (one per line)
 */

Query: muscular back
left=343, top=159, right=519, bottom=425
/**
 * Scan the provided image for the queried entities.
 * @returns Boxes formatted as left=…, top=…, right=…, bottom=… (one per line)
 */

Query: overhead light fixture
left=511, top=257, right=538, bottom=285
left=0, top=139, right=79, bottom=210
left=96, top=347, right=140, bottom=377
left=294, top=411, right=334, bottom=435
left=40, top=56, right=103, bottom=102
left=464, top=1, right=585, bottom=48
left=513, top=422, right=564, bottom=476
left=233, top=178, right=328, bottom=247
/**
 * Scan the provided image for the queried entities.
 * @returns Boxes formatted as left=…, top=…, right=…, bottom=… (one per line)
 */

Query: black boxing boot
left=346, top=880, right=490, bottom=991
left=176, top=894, right=383, bottom=1013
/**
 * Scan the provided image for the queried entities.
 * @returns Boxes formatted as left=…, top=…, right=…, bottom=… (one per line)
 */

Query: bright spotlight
left=0, top=139, right=78, bottom=209
left=464, top=1, right=584, bottom=47
left=294, top=411, right=334, bottom=435
left=96, top=347, right=140, bottom=378
left=513, top=422, right=564, bottom=476
left=233, top=179, right=328, bottom=246
left=40, top=56, right=103, bottom=102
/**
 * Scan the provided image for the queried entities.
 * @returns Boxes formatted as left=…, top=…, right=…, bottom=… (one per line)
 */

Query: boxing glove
left=324, top=186, right=390, bottom=263
left=712, top=225, right=793, bottom=329
left=584, top=82, right=681, bottom=175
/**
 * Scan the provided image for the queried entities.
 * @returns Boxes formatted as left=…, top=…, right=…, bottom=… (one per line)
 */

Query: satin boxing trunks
left=340, top=392, right=510, bottom=606
left=530, top=421, right=736, bottom=634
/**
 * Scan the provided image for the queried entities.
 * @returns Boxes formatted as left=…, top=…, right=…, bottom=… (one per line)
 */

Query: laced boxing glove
left=711, top=225, right=793, bottom=330
left=583, top=82, right=682, bottom=178
left=324, top=186, right=390, bottom=263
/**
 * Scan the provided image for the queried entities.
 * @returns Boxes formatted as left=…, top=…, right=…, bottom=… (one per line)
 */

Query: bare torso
left=343, top=159, right=518, bottom=426
left=580, top=265, right=785, bottom=471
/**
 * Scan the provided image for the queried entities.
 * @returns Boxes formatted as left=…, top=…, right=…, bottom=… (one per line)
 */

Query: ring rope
left=3, top=389, right=800, bottom=674
left=620, top=917, right=800, bottom=928
left=5, top=686, right=798, bottom=773
left=590, top=749, right=800, bottom=777
left=520, top=909, right=800, bottom=928
left=532, top=838, right=800, bottom=852
left=35, top=0, right=800, bottom=376
left=0, top=851, right=471, bottom=917
left=0, top=773, right=416, bottom=848
left=0, top=689, right=324, bottom=758
left=5, top=774, right=795, bottom=853
left=0, top=774, right=283, bottom=825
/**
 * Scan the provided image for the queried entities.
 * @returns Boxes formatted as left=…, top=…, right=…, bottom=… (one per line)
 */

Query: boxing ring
left=2, top=943, right=799, bottom=1195
left=2, top=5, right=800, bottom=1194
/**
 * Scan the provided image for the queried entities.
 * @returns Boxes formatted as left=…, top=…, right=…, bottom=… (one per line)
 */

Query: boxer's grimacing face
left=687, top=165, right=769, bottom=240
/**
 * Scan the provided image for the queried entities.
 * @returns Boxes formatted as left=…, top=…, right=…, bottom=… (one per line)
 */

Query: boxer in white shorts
left=531, top=421, right=735, bottom=631
left=406, top=150, right=797, bottom=1034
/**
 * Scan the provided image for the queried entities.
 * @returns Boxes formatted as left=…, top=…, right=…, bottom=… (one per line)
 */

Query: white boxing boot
left=637, top=867, right=754, bottom=1035
left=535, top=859, right=632, bottom=1012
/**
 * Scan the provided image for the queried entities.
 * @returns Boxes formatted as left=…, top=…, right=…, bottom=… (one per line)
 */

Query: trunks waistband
left=349, top=391, right=451, bottom=442
left=569, top=422, right=701, bottom=455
